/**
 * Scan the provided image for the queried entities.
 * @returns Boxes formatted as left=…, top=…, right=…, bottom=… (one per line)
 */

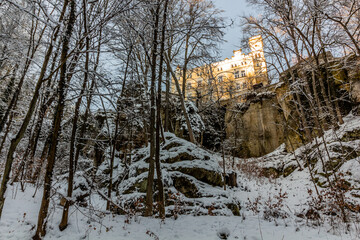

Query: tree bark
left=164, top=53, right=196, bottom=143
left=0, top=1, right=70, bottom=219
left=145, top=1, right=160, bottom=217
left=0, top=12, right=47, bottom=133
left=59, top=0, right=90, bottom=230
left=155, top=0, right=169, bottom=219
left=33, top=0, right=76, bottom=238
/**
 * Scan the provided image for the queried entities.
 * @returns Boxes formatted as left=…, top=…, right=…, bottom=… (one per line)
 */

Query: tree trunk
left=164, top=53, right=196, bottom=143
left=0, top=0, right=69, bottom=218
left=59, top=0, right=90, bottom=230
left=145, top=1, right=160, bottom=217
left=106, top=111, right=119, bottom=211
left=316, top=25, right=344, bottom=124
left=33, top=0, right=76, bottom=238
left=0, top=65, right=17, bottom=122
left=0, top=11, right=47, bottom=134
left=164, top=67, right=171, bottom=132
left=155, top=0, right=168, bottom=219
left=73, top=26, right=103, bottom=173
left=25, top=95, right=56, bottom=180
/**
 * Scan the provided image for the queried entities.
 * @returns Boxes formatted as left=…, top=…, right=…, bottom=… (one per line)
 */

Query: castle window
left=241, top=70, right=246, bottom=77
left=243, top=82, right=247, bottom=88
left=234, top=71, right=240, bottom=79
left=236, top=83, right=241, bottom=90
left=256, top=63, right=260, bottom=67
left=218, top=76, right=223, bottom=82
left=197, top=80, right=202, bottom=87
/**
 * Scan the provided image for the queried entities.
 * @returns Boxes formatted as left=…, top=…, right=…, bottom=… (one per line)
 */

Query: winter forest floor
left=0, top=184, right=353, bottom=240
left=0, top=171, right=358, bottom=240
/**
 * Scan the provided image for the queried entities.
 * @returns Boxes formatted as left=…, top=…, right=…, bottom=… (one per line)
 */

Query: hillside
left=1, top=113, right=360, bottom=239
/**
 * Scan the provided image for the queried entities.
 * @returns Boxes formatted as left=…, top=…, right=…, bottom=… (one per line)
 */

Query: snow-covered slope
left=0, top=185, right=349, bottom=240
left=0, top=115, right=360, bottom=239
left=97, top=132, right=241, bottom=216
left=243, top=113, right=360, bottom=189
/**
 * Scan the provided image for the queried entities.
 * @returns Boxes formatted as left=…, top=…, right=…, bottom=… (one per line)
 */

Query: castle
left=172, top=35, right=269, bottom=102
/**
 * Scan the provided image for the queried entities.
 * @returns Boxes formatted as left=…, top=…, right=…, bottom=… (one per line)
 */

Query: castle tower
left=249, top=35, right=268, bottom=87
left=249, top=35, right=264, bottom=53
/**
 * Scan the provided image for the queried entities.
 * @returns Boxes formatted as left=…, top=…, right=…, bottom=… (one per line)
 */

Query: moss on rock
left=226, top=203, right=241, bottom=216
left=162, top=141, right=182, bottom=150
left=123, top=178, right=148, bottom=194
left=283, top=165, right=297, bottom=177
left=173, top=176, right=200, bottom=198
left=163, top=152, right=196, bottom=163
left=341, top=129, right=360, bottom=142
left=262, top=167, right=281, bottom=178
left=175, top=167, right=223, bottom=186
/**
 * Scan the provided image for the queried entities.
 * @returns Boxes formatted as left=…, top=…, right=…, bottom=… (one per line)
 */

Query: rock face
left=225, top=88, right=301, bottom=158
left=226, top=93, right=284, bottom=158
left=225, top=56, right=359, bottom=158
left=347, top=57, right=360, bottom=104
left=351, top=77, right=360, bottom=104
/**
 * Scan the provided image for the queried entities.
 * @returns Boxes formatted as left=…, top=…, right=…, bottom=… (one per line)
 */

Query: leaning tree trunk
left=0, top=65, right=17, bottom=129
left=0, top=12, right=46, bottom=134
left=164, top=53, right=196, bottom=143
left=0, top=1, right=70, bottom=219
left=33, top=1, right=76, bottom=238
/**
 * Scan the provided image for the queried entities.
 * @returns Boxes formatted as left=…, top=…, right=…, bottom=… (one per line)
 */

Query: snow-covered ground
left=0, top=179, right=357, bottom=240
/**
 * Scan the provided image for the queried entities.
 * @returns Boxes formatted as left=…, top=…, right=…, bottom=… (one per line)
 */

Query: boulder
left=108, top=133, right=240, bottom=216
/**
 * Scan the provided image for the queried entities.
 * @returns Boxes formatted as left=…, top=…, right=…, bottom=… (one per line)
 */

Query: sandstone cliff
left=225, top=85, right=302, bottom=158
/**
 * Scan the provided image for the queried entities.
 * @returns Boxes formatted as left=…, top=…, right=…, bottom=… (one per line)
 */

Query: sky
left=212, top=0, right=257, bottom=59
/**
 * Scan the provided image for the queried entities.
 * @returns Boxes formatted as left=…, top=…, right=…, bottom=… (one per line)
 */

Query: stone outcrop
left=96, top=133, right=241, bottom=216
left=344, top=55, right=360, bottom=104
left=225, top=55, right=360, bottom=158
left=119, top=133, right=224, bottom=196
left=225, top=85, right=301, bottom=158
